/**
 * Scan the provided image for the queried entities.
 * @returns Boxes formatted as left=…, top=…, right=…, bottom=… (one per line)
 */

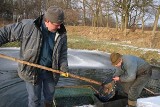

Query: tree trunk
left=151, top=6, right=160, bottom=48
left=115, top=12, right=119, bottom=30
left=82, top=0, right=86, bottom=26
left=123, top=14, right=128, bottom=36
left=141, top=7, right=145, bottom=33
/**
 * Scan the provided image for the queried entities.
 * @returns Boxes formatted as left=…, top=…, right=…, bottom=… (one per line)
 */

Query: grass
left=68, top=34, right=160, bottom=65
left=1, top=41, right=20, bottom=47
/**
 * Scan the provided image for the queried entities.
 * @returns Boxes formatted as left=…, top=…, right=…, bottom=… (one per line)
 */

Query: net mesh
left=54, top=85, right=98, bottom=107
left=141, top=79, right=160, bottom=97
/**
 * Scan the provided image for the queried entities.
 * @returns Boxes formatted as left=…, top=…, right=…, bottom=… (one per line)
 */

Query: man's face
left=45, top=21, right=62, bottom=32
left=114, top=59, right=122, bottom=67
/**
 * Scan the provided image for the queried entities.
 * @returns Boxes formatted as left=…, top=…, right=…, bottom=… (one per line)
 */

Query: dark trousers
left=120, top=66, right=152, bottom=101
left=25, top=71, right=56, bottom=107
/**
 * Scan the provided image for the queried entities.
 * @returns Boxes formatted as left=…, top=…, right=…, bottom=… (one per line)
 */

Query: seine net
left=54, top=85, right=98, bottom=107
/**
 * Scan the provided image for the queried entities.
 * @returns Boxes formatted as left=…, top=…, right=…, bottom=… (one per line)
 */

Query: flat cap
left=110, top=52, right=122, bottom=65
left=45, top=6, right=64, bottom=24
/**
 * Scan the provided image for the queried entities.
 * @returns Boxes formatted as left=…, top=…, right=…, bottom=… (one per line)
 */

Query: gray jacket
left=0, top=15, right=68, bottom=84
left=114, top=55, right=150, bottom=82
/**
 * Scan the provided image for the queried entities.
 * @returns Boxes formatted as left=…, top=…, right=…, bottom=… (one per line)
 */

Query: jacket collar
left=34, top=15, right=44, bottom=29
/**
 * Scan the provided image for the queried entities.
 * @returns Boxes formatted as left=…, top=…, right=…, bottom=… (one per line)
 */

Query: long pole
left=0, top=53, right=158, bottom=95
left=0, top=54, right=102, bottom=85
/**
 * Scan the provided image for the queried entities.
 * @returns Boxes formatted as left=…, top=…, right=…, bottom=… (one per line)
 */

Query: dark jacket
left=0, top=15, right=68, bottom=84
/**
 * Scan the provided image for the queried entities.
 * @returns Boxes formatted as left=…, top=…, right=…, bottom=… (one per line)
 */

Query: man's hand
left=113, top=76, right=120, bottom=81
left=60, top=72, right=69, bottom=77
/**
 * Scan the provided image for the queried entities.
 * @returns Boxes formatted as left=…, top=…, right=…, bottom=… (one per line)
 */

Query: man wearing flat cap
left=110, top=52, right=152, bottom=107
left=0, top=6, right=68, bottom=107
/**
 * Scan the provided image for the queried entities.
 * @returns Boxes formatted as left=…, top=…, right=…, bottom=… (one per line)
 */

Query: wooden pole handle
left=0, top=53, right=102, bottom=85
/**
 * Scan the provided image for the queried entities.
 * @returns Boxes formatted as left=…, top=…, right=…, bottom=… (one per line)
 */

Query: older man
left=0, top=6, right=68, bottom=107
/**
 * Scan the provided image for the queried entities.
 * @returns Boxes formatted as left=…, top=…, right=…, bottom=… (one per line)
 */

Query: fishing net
left=54, top=73, right=117, bottom=106
left=54, top=85, right=98, bottom=107
left=140, top=79, right=160, bottom=97
left=94, top=78, right=116, bottom=102
left=54, top=84, right=118, bottom=107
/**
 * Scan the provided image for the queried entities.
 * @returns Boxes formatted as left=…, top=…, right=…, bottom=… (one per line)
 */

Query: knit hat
left=45, top=6, right=64, bottom=24
left=110, top=52, right=122, bottom=65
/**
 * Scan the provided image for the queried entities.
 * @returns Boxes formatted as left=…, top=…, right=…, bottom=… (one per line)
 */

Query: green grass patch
left=1, top=41, right=20, bottom=47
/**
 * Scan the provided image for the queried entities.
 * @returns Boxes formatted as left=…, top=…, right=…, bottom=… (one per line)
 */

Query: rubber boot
left=126, top=105, right=136, bottom=107
left=127, top=100, right=137, bottom=107
left=44, top=102, right=53, bottom=107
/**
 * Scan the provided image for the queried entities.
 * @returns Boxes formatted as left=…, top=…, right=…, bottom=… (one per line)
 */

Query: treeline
left=0, top=1, right=159, bottom=36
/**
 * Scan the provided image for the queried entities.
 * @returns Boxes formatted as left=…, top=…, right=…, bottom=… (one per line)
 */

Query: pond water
left=0, top=48, right=115, bottom=107
left=0, top=48, right=159, bottom=107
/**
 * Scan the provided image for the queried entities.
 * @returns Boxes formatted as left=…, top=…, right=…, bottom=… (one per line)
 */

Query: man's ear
left=45, top=19, right=49, bottom=23
left=120, top=59, right=123, bottom=64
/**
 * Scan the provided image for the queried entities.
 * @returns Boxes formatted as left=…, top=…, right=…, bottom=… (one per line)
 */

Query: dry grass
left=67, top=26, right=160, bottom=65
left=66, top=26, right=160, bottom=49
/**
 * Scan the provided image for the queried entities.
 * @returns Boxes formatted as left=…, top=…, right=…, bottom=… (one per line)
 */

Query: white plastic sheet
left=137, top=96, right=160, bottom=107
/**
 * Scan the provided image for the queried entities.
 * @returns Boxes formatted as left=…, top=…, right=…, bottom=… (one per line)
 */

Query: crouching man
left=110, top=52, right=152, bottom=107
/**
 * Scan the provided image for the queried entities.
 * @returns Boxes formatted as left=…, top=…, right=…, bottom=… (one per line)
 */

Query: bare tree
left=151, top=5, right=160, bottom=48
left=134, top=0, right=154, bottom=33
left=81, top=0, right=87, bottom=26
left=0, top=0, right=13, bottom=22
left=0, top=0, right=159, bottom=30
